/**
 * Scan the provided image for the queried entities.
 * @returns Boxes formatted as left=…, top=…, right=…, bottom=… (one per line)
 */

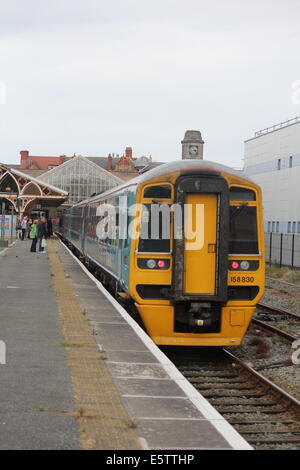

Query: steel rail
left=266, top=276, right=300, bottom=289
left=224, top=349, right=300, bottom=410
left=252, top=318, right=299, bottom=342
left=172, top=348, right=300, bottom=448
left=257, top=302, right=300, bottom=320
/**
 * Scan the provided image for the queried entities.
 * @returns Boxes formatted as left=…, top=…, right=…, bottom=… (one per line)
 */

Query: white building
left=244, top=116, right=300, bottom=233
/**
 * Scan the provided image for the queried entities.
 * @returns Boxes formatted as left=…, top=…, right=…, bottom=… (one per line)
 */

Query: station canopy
left=37, top=155, right=123, bottom=205
left=0, top=163, right=68, bottom=214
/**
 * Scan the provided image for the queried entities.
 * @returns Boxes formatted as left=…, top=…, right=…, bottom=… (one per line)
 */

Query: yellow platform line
left=47, top=239, right=142, bottom=450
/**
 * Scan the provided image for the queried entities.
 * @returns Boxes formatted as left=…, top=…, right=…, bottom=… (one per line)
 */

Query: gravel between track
left=263, top=278, right=300, bottom=315
left=231, top=279, right=300, bottom=400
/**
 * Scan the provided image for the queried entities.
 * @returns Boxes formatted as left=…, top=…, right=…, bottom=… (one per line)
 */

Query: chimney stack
left=20, top=150, right=29, bottom=169
left=125, top=147, right=133, bottom=159
left=107, top=154, right=113, bottom=171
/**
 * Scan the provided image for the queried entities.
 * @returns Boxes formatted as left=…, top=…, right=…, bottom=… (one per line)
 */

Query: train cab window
left=143, top=184, right=171, bottom=199
left=229, top=187, right=256, bottom=201
left=138, top=204, right=171, bottom=253
left=229, top=205, right=259, bottom=254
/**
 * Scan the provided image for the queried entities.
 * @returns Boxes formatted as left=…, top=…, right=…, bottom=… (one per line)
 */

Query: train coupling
left=175, top=302, right=221, bottom=333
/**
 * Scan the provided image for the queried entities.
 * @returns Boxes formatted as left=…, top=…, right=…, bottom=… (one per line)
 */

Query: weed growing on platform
left=60, top=342, right=87, bottom=348
left=122, top=418, right=137, bottom=429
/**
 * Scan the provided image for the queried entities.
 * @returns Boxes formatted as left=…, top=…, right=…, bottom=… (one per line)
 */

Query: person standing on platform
left=26, top=218, right=32, bottom=239
left=16, top=218, right=22, bottom=239
left=21, top=216, right=28, bottom=240
left=47, top=218, right=53, bottom=237
left=38, top=216, right=48, bottom=252
left=29, top=220, right=38, bottom=252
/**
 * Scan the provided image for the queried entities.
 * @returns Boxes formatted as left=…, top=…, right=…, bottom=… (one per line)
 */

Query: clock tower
left=181, top=130, right=204, bottom=160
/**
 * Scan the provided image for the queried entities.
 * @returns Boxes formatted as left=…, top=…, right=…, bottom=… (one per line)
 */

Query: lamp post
left=10, top=204, right=13, bottom=244
left=16, top=196, right=23, bottom=217
left=4, top=187, right=14, bottom=245
left=0, top=200, right=8, bottom=247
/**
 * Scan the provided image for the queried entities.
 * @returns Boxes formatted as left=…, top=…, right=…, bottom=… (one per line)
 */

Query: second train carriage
left=59, top=160, right=265, bottom=346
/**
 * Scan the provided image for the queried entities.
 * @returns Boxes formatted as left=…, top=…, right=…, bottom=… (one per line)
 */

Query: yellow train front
left=128, top=160, right=265, bottom=346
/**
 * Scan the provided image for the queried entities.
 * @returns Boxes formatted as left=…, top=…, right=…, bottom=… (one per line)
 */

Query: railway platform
left=0, top=239, right=251, bottom=450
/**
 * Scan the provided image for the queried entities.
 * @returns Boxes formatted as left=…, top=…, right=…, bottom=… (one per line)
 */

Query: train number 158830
left=230, top=276, right=255, bottom=283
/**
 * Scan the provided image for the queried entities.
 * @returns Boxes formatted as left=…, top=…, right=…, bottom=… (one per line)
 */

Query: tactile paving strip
left=47, top=239, right=142, bottom=450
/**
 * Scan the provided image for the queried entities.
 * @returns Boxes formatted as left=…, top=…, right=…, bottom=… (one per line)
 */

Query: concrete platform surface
left=0, top=241, right=80, bottom=450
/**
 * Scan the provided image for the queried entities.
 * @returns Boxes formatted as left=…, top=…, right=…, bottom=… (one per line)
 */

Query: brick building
left=16, top=147, right=157, bottom=182
left=7, top=147, right=161, bottom=206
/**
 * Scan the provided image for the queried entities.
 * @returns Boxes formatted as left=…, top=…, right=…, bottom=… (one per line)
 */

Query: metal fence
left=265, top=232, right=300, bottom=268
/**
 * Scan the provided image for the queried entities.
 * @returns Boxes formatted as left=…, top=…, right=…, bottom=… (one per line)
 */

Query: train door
left=183, top=193, right=217, bottom=295
left=80, top=205, right=88, bottom=255
left=119, top=191, right=130, bottom=289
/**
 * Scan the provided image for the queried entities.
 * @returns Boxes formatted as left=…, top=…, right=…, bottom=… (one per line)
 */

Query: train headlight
left=146, top=259, right=156, bottom=269
left=240, top=261, right=250, bottom=270
left=231, top=261, right=239, bottom=269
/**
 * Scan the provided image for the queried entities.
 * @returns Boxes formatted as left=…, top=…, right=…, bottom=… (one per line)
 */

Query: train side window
left=143, top=184, right=171, bottom=199
left=230, top=187, right=256, bottom=201
left=229, top=205, right=259, bottom=254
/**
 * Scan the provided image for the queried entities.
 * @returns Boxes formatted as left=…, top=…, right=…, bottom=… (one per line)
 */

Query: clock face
left=189, top=145, right=198, bottom=155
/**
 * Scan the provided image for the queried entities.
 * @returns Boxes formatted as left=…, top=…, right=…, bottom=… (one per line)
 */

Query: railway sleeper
left=177, top=366, right=234, bottom=375
left=193, top=382, right=260, bottom=390
left=228, top=418, right=297, bottom=425
left=218, top=407, right=291, bottom=414
left=198, top=390, right=266, bottom=398
left=235, top=426, right=300, bottom=433
left=247, top=436, right=300, bottom=444
left=183, top=376, right=249, bottom=384
left=180, top=371, right=239, bottom=378
left=210, top=397, right=279, bottom=405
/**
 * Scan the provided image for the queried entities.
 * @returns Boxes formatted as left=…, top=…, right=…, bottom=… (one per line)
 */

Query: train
left=58, top=159, right=265, bottom=346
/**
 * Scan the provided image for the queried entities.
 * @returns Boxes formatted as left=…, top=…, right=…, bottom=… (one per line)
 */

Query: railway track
left=163, top=346, right=300, bottom=450
left=266, top=276, right=300, bottom=291
left=254, top=302, right=300, bottom=341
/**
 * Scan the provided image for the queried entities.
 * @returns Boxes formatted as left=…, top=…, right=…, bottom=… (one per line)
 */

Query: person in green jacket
left=30, top=220, right=38, bottom=252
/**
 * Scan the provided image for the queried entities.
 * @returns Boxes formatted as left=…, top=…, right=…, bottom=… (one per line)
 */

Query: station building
left=0, top=163, right=68, bottom=243
left=4, top=131, right=204, bottom=214
left=11, top=147, right=160, bottom=207
left=37, top=155, right=123, bottom=206
left=16, top=147, right=155, bottom=182
left=244, top=116, right=300, bottom=233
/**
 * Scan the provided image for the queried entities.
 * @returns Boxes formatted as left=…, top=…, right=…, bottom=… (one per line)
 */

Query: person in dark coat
left=47, top=218, right=53, bottom=237
left=38, top=216, right=48, bottom=252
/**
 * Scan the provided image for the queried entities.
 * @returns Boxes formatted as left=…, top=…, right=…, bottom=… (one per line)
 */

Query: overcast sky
left=0, top=0, right=300, bottom=167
